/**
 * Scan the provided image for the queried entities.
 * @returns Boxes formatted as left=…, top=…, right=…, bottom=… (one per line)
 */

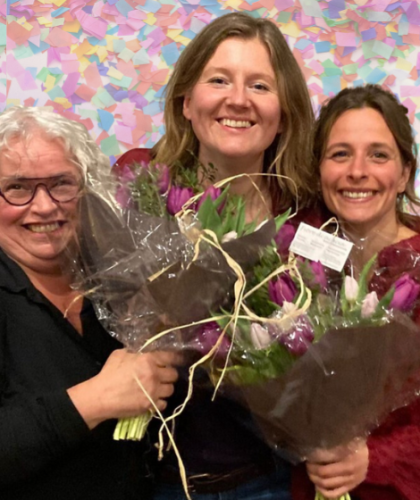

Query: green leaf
left=274, top=208, right=291, bottom=232
left=196, top=195, right=223, bottom=240
left=356, top=253, right=377, bottom=302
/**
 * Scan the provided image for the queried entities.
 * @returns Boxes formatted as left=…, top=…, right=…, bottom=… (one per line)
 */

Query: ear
left=398, top=163, right=411, bottom=194
left=183, top=94, right=192, bottom=121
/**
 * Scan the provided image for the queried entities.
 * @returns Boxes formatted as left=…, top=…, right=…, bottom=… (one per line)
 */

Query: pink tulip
left=390, top=274, right=420, bottom=312
left=275, top=223, right=296, bottom=257
left=167, top=186, right=195, bottom=215
left=268, top=274, right=297, bottom=307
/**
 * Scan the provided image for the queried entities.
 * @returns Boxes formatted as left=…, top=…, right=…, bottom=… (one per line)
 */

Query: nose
left=226, top=83, right=249, bottom=107
left=30, top=185, right=59, bottom=213
left=347, top=153, right=368, bottom=181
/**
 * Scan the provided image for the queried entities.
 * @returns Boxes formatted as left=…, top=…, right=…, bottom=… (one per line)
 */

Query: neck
left=199, top=152, right=271, bottom=221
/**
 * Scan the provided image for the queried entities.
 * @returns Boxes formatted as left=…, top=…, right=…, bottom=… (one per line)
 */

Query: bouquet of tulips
left=74, top=158, right=292, bottom=441
left=196, top=223, right=420, bottom=500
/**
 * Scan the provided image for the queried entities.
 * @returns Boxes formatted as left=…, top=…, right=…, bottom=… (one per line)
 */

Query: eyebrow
left=326, top=141, right=393, bottom=150
left=202, top=66, right=276, bottom=84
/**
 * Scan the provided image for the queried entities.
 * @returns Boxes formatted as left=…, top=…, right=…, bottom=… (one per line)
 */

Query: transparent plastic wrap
left=199, top=229, right=420, bottom=469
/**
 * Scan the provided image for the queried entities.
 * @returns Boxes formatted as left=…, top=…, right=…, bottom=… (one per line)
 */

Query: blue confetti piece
left=82, top=5, right=93, bottom=14
left=391, top=32, right=403, bottom=45
left=107, top=25, right=120, bottom=35
left=143, top=101, right=162, bottom=116
left=143, top=0, right=161, bottom=13
left=28, top=40, right=50, bottom=55
left=87, top=37, right=107, bottom=46
left=98, top=64, right=110, bottom=76
left=98, top=109, right=114, bottom=132
left=161, top=42, right=180, bottom=66
left=115, top=0, right=132, bottom=17
left=353, top=79, right=364, bottom=87
left=295, top=39, right=312, bottom=50
left=322, top=75, right=341, bottom=96
left=154, top=85, right=167, bottom=99
left=145, top=138, right=156, bottom=148
left=27, top=67, right=38, bottom=79
left=88, top=55, right=100, bottom=64
left=182, top=30, right=196, bottom=40
left=315, top=41, right=331, bottom=53
left=49, top=68, right=64, bottom=75
left=158, top=125, right=166, bottom=135
left=365, top=67, right=387, bottom=84
left=51, top=7, right=69, bottom=17
left=107, top=0, right=119, bottom=5
left=387, top=1, right=401, bottom=10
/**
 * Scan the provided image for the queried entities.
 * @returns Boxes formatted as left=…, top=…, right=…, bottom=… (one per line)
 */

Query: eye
left=372, top=151, right=389, bottom=161
left=3, top=181, right=27, bottom=192
left=329, top=150, right=349, bottom=160
left=252, top=82, right=270, bottom=91
left=208, top=77, right=228, bottom=86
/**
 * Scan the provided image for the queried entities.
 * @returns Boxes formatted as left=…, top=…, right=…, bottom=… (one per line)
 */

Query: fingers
left=150, top=350, right=184, bottom=367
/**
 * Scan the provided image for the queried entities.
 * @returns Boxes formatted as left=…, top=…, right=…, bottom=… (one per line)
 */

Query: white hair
left=0, top=106, right=117, bottom=206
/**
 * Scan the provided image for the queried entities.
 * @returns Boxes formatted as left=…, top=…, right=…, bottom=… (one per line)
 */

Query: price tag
left=289, top=223, right=353, bottom=272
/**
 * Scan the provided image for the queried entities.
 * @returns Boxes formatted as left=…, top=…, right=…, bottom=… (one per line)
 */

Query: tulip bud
left=390, top=274, right=420, bottom=312
left=268, top=274, right=297, bottom=307
left=197, top=186, right=223, bottom=211
left=250, top=323, right=273, bottom=350
left=167, top=186, right=195, bottom=215
left=279, top=315, right=314, bottom=356
left=192, top=322, right=231, bottom=360
left=275, top=223, right=296, bottom=257
left=345, top=276, right=359, bottom=302
left=309, top=261, right=328, bottom=291
left=361, top=291, right=379, bottom=318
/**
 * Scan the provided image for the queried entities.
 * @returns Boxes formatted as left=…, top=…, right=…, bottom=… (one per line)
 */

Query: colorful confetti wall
left=1, top=0, right=420, bottom=182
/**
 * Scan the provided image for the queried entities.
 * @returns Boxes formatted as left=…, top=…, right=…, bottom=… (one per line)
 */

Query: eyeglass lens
left=0, top=175, right=81, bottom=206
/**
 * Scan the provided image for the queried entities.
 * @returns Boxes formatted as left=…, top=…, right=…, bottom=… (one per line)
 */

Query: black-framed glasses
left=0, top=175, right=83, bottom=206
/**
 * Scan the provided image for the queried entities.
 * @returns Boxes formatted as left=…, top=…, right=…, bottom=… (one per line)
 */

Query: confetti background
left=1, top=0, right=420, bottom=189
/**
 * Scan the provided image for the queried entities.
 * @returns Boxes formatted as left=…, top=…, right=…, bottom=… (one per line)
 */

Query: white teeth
left=27, top=223, right=61, bottom=233
left=220, top=118, right=252, bottom=128
left=342, top=191, right=374, bottom=199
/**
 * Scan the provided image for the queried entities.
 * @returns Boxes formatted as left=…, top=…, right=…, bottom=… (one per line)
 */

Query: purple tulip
left=390, top=274, right=420, bottom=312
left=192, top=322, right=231, bottom=360
left=197, top=186, right=223, bottom=211
left=115, top=185, right=134, bottom=209
left=166, top=186, right=195, bottom=215
left=279, top=316, right=314, bottom=356
left=309, top=261, right=328, bottom=291
left=156, top=164, right=170, bottom=194
left=268, top=274, right=297, bottom=307
left=275, top=223, right=296, bottom=257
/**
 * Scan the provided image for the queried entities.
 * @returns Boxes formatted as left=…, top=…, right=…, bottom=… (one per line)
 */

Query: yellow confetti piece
left=78, top=58, right=91, bottom=73
left=37, top=17, right=53, bottom=27
left=410, top=97, right=420, bottom=107
left=281, top=21, right=301, bottom=38
left=6, top=99, right=21, bottom=107
left=174, top=35, right=193, bottom=46
left=397, top=58, right=413, bottom=71
left=224, top=0, right=242, bottom=9
left=105, top=35, right=118, bottom=51
left=54, top=97, right=72, bottom=109
left=144, top=12, right=157, bottom=25
left=97, top=46, right=108, bottom=63
left=51, top=0, right=68, bottom=6
left=45, top=74, right=56, bottom=91
left=386, top=23, right=397, bottom=35
left=306, top=27, right=321, bottom=34
left=62, top=19, right=81, bottom=33
left=107, top=67, right=124, bottom=80
left=166, top=29, right=183, bottom=41
left=52, top=18, right=65, bottom=27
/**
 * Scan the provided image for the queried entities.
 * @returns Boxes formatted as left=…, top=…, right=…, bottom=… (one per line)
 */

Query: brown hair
left=313, top=84, right=420, bottom=228
left=153, top=12, right=315, bottom=210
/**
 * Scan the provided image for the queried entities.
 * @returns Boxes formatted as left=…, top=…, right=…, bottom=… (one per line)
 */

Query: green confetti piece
left=322, top=59, right=342, bottom=76
left=79, top=109, right=98, bottom=120
left=113, top=39, right=126, bottom=53
left=52, top=18, right=65, bottom=27
left=144, top=87, right=157, bottom=101
left=357, top=64, right=373, bottom=79
left=0, top=24, right=6, bottom=46
left=133, top=48, right=150, bottom=65
left=365, top=11, right=391, bottom=22
left=109, top=75, right=133, bottom=88
left=101, top=135, right=121, bottom=157
left=393, top=48, right=406, bottom=58
left=361, top=41, right=377, bottom=59
left=47, top=86, right=66, bottom=100
left=91, top=94, right=105, bottom=109
left=36, top=67, right=50, bottom=82
left=97, top=88, right=116, bottom=107
left=372, top=40, right=393, bottom=59
left=118, top=48, right=134, bottom=62
left=277, top=12, right=291, bottom=23
left=40, top=28, right=49, bottom=42
left=13, top=45, right=34, bottom=59
left=343, top=63, right=358, bottom=75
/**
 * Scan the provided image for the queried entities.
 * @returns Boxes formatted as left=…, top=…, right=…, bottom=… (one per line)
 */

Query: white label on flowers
left=289, top=223, right=353, bottom=272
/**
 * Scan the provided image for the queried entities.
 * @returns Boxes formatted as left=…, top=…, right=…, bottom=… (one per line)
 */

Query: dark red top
left=292, top=234, right=420, bottom=500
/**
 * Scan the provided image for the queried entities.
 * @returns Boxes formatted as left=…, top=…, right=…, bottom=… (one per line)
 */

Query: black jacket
left=0, top=249, right=153, bottom=499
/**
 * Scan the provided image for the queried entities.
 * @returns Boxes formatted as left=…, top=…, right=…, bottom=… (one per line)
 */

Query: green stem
left=113, top=412, right=153, bottom=441
left=315, top=492, right=351, bottom=500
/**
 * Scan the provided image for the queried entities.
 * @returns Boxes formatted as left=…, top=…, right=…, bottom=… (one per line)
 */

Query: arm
left=0, top=344, right=178, bottom=485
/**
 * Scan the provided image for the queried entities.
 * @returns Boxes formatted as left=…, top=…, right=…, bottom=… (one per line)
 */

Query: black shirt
left=0, top=249, right=153, bottom=499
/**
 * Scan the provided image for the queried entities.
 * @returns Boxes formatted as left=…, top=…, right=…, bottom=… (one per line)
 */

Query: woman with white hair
left=0, top=106, right=179, bottom=500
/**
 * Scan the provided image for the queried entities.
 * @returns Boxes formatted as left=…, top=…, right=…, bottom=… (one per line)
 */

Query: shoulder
left=112, top=149, right=152, bottom=174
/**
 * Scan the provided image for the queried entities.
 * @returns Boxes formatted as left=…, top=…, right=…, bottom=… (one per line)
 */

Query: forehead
left=0, top=132, right=77, bottom=178
left=203, top=37, right=274, bottom=73
left=329, top=108, right=396, bottom=145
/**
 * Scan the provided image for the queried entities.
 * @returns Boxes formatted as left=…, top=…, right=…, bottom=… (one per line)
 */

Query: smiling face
left=0, top=132, right=81, bottom=274
left=182, top=37, right=281, bottom=172
left=320, top=108, right=410, bottom=236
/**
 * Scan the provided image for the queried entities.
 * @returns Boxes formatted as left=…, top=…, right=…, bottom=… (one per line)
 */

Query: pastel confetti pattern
left=2, top=0, right=420, bottom=196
